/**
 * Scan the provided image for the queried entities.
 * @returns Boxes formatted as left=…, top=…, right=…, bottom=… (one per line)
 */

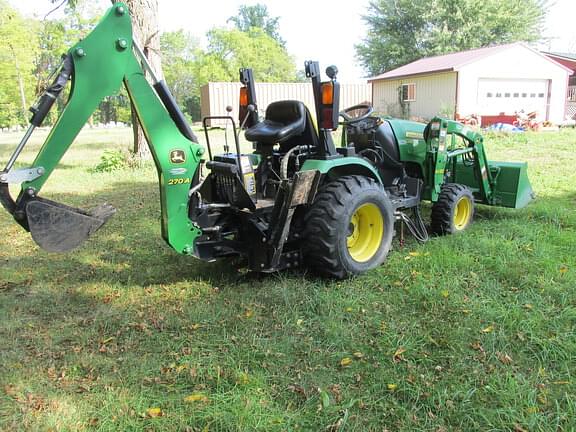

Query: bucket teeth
left=26, top=198, right=116, bottom=252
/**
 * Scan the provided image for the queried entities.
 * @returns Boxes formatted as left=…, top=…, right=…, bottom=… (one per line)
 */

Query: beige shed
left=368, top=43, right=573, bottom=125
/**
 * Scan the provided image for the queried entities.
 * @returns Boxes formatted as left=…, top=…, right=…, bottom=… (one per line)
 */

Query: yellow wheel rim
left=453, top=196, right=472, bottom=230
left=347, top=203, right=384, bottom=262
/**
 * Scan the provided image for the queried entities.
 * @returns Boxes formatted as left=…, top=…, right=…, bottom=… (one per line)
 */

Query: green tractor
left=0, top=3, right=534, bottom=278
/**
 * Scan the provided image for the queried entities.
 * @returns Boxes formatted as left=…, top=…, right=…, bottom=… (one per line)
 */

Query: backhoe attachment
left=0, top=2, right=204, bottom=254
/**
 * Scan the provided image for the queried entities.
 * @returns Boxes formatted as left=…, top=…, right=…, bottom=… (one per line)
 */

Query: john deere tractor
left=0, top=3, right=534, bottom=278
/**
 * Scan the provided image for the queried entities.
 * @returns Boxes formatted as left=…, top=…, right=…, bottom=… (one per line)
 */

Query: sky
left=8, top=0, right=576, bottom=82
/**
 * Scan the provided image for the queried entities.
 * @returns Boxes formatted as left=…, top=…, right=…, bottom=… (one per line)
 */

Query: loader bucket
left=489, top=161, right=534, bottom=209
left=26, top=198, right=116, bottom=252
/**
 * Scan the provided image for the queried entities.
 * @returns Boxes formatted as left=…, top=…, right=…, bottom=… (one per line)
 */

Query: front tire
left=303, top=175, right=394, bottom=278
left=431, top=183, right=474, bottom=235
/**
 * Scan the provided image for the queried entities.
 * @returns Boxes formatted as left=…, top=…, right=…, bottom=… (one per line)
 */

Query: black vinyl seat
left=245, top=100, right=306, bottom=145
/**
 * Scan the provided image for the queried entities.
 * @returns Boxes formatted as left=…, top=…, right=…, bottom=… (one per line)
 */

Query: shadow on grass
left=1, top=180, right=244, bottom=288
left=474, top=191, right=576, bottom=224
left=1, top=181, right=575, bottom=430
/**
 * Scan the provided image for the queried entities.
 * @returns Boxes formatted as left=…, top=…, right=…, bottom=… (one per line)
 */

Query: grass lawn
left=0, top=126, right=575, bottom=431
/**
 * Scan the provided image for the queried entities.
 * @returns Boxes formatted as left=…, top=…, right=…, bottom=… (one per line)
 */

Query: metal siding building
left=201, top=82, right=371, bottom=126
left=369, top=43, right=573, bottom=124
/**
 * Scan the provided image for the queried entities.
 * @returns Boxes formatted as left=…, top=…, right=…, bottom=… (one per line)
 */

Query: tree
left=160, top=30, right=199, bottom=119
left=195, top=28, right=297, bottom=84
left=50, top=0, right=159, bottom=158
left=228, top=4, right=285, bottom=46
left=0, top=0, right=37, bottom=126
left=125, top=0, right=160, bottom=160
left=356, top=0, right=549, bottom=75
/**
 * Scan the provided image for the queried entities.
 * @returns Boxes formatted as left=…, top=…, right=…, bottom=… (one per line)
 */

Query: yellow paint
left=347, top=203, right=384, bottom=262
left=453, top=196, right=472, bottom=230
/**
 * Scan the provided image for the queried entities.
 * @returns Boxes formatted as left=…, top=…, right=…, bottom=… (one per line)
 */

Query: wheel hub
left=453, top=196, right=472, bottom=230
left=346, top=203, right=384, bottom=263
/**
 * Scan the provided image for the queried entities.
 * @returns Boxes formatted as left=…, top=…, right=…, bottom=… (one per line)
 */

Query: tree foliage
left=228, top=4, right=285, bottom=46
left=0, top=1, right=297, bottom=127
left=0, top=0, right=38, bottom=126
left=356, top=0, right=549, bottom=75
left=195, top=28, right=296, bottom=84
left=160, top=30, right=199, bottom=119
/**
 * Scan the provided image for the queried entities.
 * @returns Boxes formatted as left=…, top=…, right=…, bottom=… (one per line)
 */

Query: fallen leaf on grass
left=559, top=265, right=568, bottom=275
left=318, top=388, right=330, bottom=408
left=497, top=352, right=513, bottom=365
left=440, top=290, right=449, bottom=298
left=409, top=251, right=421, bottom=257
left=387, top=383, right=397, bottom=391
left=514, top=424, right=528, bottom=432
left=244, top=309, right=254, bottom=318
left=287, top=384, right=306, bottom=398
left=236, top=372, right=250, bottom=385
left=184, top=393, right=208, bottom=403
left=393, top=347, right=406, bottom=362
left=340, top=357, right=353, bottom=367
left=481, top=325, right=494, bottom=333
left=552, top=381, right=570, bottom=385
left=353, top=352, right=364, bottom=359
left=146, top=407, right=163, bottom=418
left=328, top=384, right=342, bottom=403
left=470, top=341, right=484, bottom=352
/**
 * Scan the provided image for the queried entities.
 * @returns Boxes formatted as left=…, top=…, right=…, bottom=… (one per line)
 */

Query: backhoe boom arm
left=0, top=2, right=204, bottom=254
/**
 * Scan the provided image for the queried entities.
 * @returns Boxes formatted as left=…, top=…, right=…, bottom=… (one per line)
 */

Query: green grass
left=0, top=127, right=575, bottom=431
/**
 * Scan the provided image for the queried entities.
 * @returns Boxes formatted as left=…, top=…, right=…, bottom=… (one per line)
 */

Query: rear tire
left=303, top=175, right=394, bottom=278
left=431, top=183, right=474, bottom=235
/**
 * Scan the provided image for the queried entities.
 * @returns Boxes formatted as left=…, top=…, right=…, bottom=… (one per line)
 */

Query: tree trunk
left=125, top=0, right=161, bottom=160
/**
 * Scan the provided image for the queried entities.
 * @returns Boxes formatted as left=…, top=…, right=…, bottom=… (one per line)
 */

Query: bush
left=92, top=149, right=129, bottom=173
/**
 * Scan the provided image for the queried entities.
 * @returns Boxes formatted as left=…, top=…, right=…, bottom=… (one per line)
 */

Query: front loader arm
left=425, top=117, right=495, bottom=203
left=1, top=2, right=204, bottom=254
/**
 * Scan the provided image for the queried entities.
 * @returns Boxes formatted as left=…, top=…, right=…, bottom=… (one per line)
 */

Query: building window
left=504, top=93, right=511, bottom=98
left=530, top=93, right=536, bottom=98
left=513, top=93, right=519, bottom=98
left=401, top=83, right=416, bottom=101
left=486, top=92, right=493, bottom=97
left=522, top=93, right=527, bottom=98
left=538, top=93, right=545, bottom=98
left=496, top=93, right=502, bottom=98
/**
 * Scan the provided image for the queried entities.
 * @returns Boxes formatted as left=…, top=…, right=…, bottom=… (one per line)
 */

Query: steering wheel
left=339, top=103, right=374, bottom=124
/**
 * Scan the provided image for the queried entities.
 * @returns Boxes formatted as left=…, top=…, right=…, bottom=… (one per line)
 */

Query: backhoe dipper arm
left=0, top=3, right=204, bottom=254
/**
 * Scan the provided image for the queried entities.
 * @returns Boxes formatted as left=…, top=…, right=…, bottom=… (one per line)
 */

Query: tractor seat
left=245, top=100, right=306, bottom=145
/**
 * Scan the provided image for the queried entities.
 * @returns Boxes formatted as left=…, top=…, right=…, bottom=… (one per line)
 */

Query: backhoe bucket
left=26, top=198, right=116, bottom=252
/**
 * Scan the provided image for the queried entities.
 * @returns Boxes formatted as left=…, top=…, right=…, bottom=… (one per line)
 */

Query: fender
left=301, top=156, right=382, bottom=184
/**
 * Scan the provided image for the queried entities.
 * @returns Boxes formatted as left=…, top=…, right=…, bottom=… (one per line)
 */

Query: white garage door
left=477, top=78, right=550, bottom=118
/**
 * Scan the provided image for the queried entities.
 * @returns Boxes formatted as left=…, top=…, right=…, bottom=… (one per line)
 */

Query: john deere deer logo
left=170, top=149, right=186, bottom=164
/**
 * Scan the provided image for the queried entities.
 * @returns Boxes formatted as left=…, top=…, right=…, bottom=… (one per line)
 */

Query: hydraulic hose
left=30, top=54, right=73, bottom=127
left=280, top=145, right=308, bottom=179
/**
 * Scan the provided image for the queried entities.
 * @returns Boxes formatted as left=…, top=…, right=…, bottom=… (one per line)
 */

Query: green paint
left=20, top=3, right=203, bottom=254
left=387, top=118, right=427, bottom=167
left=301, top=156, right=382, bottom=183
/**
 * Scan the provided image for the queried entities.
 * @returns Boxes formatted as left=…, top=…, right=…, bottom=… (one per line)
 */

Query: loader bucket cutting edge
left=26, top=198, right=116, bottom=252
